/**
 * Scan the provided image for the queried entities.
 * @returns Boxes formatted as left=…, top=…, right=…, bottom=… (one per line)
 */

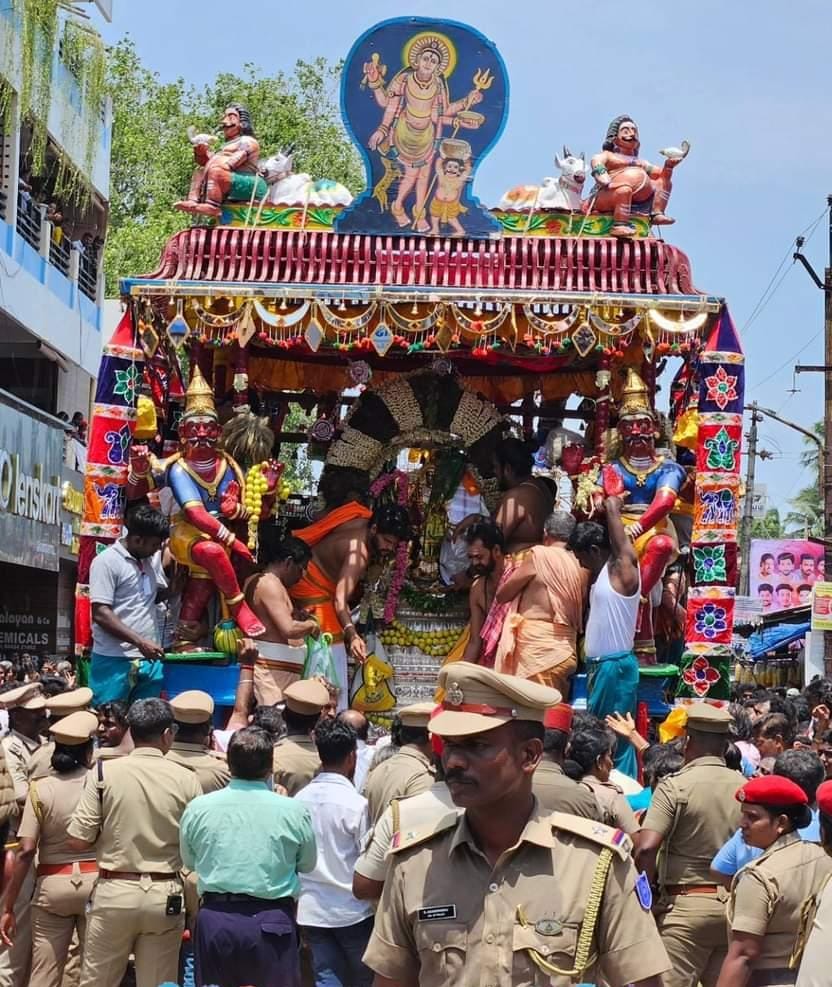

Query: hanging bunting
left=522, top=305, right=580, bottom=338
left=588, top=309, right=641, bottom=349
left=253, top=298, right=311, bottom=328
left=317, top=300, right=378, bottom=336
left=166, top=299, right=190, bottom=347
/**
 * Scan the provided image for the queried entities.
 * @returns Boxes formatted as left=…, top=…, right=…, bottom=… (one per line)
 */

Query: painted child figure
left=429, top=155, right=471, bottom=236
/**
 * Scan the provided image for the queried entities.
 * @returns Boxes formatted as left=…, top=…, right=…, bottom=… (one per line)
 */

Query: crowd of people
left=0, top=652, right=831, bottom=987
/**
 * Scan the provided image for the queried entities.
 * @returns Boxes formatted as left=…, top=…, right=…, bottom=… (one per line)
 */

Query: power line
left=749, top=327, right=824, bottom=393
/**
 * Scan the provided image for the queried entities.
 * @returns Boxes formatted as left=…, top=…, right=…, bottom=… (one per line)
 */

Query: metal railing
left=15, top=192, right=41, bottom=250
left=78, top=249, right=98, bottom=300
left=49, top=233, right=71, bottom=277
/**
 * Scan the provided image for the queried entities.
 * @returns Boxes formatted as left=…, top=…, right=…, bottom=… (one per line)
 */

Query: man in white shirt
left=337, top=708, right=374, bottom=793
left=295, top=718, right=374, bottom=987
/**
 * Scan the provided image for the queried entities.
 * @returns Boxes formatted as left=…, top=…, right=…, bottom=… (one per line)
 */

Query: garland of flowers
left=369, top=469, right=410, bottom=623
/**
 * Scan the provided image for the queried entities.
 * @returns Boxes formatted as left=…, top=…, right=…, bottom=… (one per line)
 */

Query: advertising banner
left=750, top=538, right=824, bottom=614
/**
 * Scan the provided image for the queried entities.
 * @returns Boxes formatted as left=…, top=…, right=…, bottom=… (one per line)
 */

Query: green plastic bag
left=303, top=632, right=340, bottom=689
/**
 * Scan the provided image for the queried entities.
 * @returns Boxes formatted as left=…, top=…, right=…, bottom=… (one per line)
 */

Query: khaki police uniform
left=728, top=833, right=832, bottom=987
left=0, top=684, right=46, bottom=987
left=641, top=703, right=741, bottom=987
left=354, top=781, right=459, bottom=886
left=166, top=690, right=230, bottom=928
left=29, top=689, right=94, bottom=782
left=363, top=703, right=437, bottom=824
left=272, top=679, right=330, bottom=796
left=796, top=875, right=832, bottom=987
left=580, top=774, right=641, bottom=834
left=68, top=745, right=202, bottom=987
left=363, top=662, right=670, bottom=987
left=17, top=711, right=99, bottom=987
left=532, top=760, right=601, bottom=819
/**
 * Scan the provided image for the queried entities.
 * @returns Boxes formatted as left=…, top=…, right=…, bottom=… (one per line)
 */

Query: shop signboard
left=0, top=396, right=63, bottom=571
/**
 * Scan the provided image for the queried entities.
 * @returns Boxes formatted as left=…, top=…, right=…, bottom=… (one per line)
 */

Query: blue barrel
left=161, top=661, right=241, bottom=726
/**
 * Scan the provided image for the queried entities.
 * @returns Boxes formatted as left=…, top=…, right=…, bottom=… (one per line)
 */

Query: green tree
left=750, top=507, right=784, bottom=540
left=104, top=40, right=362, bottom=294
left=783, top=420, right=825, bottom=537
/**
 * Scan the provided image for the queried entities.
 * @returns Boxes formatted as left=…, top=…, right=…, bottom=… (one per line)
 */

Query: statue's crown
left=619, top=369, right=654, bottom=420
left=183, top=366, right=217, bottom=420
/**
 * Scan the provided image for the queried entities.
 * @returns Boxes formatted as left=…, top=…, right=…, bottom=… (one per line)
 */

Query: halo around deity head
left=403, top=31, right=457, bottom=78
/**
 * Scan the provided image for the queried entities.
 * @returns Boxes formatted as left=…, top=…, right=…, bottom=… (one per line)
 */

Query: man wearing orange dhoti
left=494, top=511, right=588, bottom=699
left=290, top=499, right=411, bottom=710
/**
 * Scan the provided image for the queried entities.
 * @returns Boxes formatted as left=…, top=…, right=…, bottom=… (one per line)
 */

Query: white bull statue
left=499, top=147, right=587, bottom=212
left=257, top=147, right=353, bottom=208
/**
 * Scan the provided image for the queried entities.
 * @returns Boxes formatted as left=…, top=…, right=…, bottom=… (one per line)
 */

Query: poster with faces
left=750, top=539, right=824, bottom=614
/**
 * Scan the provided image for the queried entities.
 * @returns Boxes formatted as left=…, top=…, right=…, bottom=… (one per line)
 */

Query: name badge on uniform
left=417, top=905, right=457, bottom=922
left=635, top=871, right=653, bottom=911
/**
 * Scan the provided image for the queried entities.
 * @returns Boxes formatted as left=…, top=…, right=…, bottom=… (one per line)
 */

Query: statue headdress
left=183, top=366, right=218, bottom=422
left=618, top=369, right=655, bottom=421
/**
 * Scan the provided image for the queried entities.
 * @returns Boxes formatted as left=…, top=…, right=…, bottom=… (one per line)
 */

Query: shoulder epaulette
left=389, top=809, right=459, bottom=855
left=551, top=811, right=632, bottom=860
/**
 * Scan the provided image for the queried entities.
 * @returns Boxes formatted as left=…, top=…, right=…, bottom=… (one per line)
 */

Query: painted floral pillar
left=677, top=308, right=743, bottom=700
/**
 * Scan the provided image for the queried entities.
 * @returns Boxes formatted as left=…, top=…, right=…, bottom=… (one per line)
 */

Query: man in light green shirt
left=179, top=726, right=317, bottom=985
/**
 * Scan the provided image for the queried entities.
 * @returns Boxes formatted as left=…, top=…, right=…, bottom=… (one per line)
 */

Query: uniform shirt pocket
left=512, top=922, right=578, bottom=987
left=415, top=922, right=467, bottom=982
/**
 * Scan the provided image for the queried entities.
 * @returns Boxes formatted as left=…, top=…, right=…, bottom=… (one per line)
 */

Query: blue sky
left=100, top=1, right=832, bottom=513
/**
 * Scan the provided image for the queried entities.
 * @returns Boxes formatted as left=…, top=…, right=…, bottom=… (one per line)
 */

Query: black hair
left=318, top=468, right=369, bottom=510
left=251, top=704, right=285, bottom=742
left=337, top=709, right=369, bottom=741
left=39, top=676, right=68, bottom=698
left=804, top=678, right=832, bottom=712
left=775, top=584, right=793, bottom=595
left=260, top=533, right=312, bottom=568
left=777, top=553, right=795, bottom=563
left=755, top=712, right=794, bottom=746
left=126, top=698, right=174, bottom=742
left=774, top=749, right=826, bottom=804
left=821, top=812, right=832, bottom=848
left=389, top=714, right=404, bottom=748
left=464, top=521, right=505, bottom=552
left=511, top=720, right=544, bottom=745
left=98, top=701, right=128, bottom=728
left=227, top=726, right=273, bottom=779
left=225, top=102, right=255, bottom=137
left=543, top=728, right=569, bottom=758
left=51, top=739, right=94, bottom=775
left=761, top=553, right=774, bottom=563
left=602, top=114, right=636, bottom=152
left=399, top=725, right=429, bottom=747
left=758, top=583, right=774, bottom=594
left=125, top=504, right=170, bottom=541
left=754, top=801, right=812, bottom=832
left=314, top=717, right=357, bottom=768
left=175, top=720, right=212, bottom=744
left=728, top=704, right=754, bottom=743
left=371, top=504, right=412, bottom=540
left=284, top=706, right=320, bottom=735
left=567, top=728, right=614, bottom=775
left=801, top=554, right=815, bottom=562
left=724, top=742, right=742, bottom=772
left=642, top=741, right=684, bottom=789
left=495, top=437, right=534, bottom=477
left=569, top=521, right=610, bottom=554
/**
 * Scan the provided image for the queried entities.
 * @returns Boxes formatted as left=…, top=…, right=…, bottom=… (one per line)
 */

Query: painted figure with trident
left=364, top=31, right=490, bottom=233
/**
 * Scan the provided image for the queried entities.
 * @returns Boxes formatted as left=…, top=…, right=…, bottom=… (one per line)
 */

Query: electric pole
left=792, top=195, right=832, bottom=668
left=739, top=403, right=762, bottom=596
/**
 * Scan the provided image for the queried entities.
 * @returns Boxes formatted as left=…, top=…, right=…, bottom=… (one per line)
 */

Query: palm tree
left=784, top=421, right=824, bottom=537
left=751, top=508, right=785, bottom=539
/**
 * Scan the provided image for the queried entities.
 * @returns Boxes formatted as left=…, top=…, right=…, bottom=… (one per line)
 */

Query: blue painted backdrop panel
left=336, top=16, right=509, bottom=239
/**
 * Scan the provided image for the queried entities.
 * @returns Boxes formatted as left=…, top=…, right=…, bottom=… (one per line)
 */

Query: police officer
left=273, top=679, right=329, bottom=796
left=363, top=702, right=436, bottom=823
left=167, top=690, right=230, bottom=793
left=363, top=662, right=670, bottom=987
left=0, top=682, right=46, bottom=987
left=67, top=698, right=202, bottom=987
left=29, top=687, right=94, bottom=781
left=0, top=711, right=99, bottom=987
left=636, top=703, right=741, bottom=987
left=533, top=703, right=602, bottom=819
left=717, top=776, right=832, bottom=987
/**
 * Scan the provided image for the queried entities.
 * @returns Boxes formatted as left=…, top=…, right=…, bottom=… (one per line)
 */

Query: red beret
left=429, top=703, right=444, bottom=758
left=544, top=703, right=574, bottom=732
left=736, top=776, right=808, bottom=807
left=817, top=780, right=832, bottom=816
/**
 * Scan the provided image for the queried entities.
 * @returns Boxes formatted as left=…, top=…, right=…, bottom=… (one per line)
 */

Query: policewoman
left=0, top=710, right=99, bottom=987
left=716, top=776, right=832, bottom=987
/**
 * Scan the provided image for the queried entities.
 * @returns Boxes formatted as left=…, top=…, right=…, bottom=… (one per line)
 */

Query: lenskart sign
left=0, top=398, right=63, bottom=571
left=0, top=451, right=62, bottom=525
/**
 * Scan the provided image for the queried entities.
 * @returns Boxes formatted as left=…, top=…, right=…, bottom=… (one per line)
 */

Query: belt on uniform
left=202, top=892, right=294, bottom=905
left=749, top=969, right=796, bottom=987
left=663, top=883, right=720, bottom=896
left=37, top=861, right=99, bottom=877
left=99, top=870, right=179, bottom=881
